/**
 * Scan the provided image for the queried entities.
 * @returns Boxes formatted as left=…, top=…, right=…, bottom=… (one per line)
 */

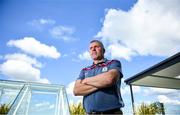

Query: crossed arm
left=73, top=69, right=120, bottom=96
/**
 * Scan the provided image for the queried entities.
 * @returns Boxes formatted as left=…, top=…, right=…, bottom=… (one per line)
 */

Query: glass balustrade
left=0, top=79, right=70, bottom=115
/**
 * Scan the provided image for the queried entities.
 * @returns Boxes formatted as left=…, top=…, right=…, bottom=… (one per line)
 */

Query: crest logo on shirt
left=84, top=72, right=88, bottom=77
left=102, top=67, right=108, bottom=72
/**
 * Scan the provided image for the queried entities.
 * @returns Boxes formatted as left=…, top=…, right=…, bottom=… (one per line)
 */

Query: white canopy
left=125, top=52, right=180, bottom=89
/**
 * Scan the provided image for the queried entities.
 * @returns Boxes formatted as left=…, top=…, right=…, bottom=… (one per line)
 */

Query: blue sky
left=0, top=0, right=180, bottom=114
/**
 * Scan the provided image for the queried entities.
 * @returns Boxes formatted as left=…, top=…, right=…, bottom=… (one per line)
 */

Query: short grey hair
left=90, top=40, right=105, bottom=53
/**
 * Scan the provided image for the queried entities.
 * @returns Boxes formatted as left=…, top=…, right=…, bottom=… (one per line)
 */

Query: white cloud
left=31, top=18, right=55, bottom=25
left=49, top=26, right=76, bottom=42
left=142, top=87, right=180, bottom=105
left=7, top=37, right=60, bottom=59
left=66, top=81, right=75, bottom=95
left=107, top=43, right=136, bottom=61
left=157, top=95, right=180, bottom=105
left=28, top=18, right=55, bottom=31
left=35, top=102, right=54, bottom=109
left=38, top=19, right=56, bottom=25
left=66, top=81, right=83, bottom=105
left=1, top=60, right=37, bottom=82
left=4, top=53, right=42, bottom=68
left=96, top=0, right=180, bottom=60
left=38, top=78, right=50, bottom=84
left=0, top=53, right=49, bottom=83
left=132, top=86, right=141, bottom=93
left=144, top=87, right=180, bottom=99
left=66, top=81, right=83, bottom=98
left=31, top=101, right=55, bottom=112
left=149, top=87, right=178, bottom=95
left=78, top=51, right=91, bottom=61
left=121, top=78, right=141, bottom=95
left=121, top=86, right=130, bottom=95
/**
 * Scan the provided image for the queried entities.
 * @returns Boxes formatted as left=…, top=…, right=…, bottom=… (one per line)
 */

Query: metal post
left=25, top=89, right=32, bottom=115
left=55, top=87, right=61, bottom=115
left=160, top=103, right=165, bottom=115
left=64, top=88, right=70, bottom=115
left=0, top=88, right=3, bottom=102
left=130, top=85, right=135, bottom=115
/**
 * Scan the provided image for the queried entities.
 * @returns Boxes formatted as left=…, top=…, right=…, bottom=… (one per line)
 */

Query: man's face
left=89, top=42, right=104, bottom=60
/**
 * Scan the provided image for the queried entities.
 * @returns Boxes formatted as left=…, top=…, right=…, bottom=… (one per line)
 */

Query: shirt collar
left=92, top=58, right=107, bottom=66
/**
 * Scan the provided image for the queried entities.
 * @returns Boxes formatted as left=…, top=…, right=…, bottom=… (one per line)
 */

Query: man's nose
left=93, top=47, right=96, bottom=51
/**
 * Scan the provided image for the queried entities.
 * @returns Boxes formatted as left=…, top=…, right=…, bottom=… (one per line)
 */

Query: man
left=73, top=40, right=124, bottom=114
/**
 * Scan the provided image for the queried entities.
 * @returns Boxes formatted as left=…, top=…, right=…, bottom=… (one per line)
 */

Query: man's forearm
left=82, top=69, right=119, bottom=88
left=73, top=80, right=98, bottom=96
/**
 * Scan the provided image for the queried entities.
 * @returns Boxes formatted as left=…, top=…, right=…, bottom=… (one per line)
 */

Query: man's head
left=89, top=40, right=105, bottom=61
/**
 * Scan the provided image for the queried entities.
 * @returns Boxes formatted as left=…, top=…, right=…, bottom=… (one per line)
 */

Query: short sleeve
left=109, top=60, right=123, bottom=78
left=77, top=69, right=85, bottom=80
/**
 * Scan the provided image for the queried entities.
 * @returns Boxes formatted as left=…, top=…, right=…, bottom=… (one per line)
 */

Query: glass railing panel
left=25, top=91, right=57, bottom=115
left=7, top=84, right=30, bottom=115
left=0, top=80, right=25, bottom=114
left=0, top=80, right=70, bottom=115
left=57, top=87, right=70, bottom=115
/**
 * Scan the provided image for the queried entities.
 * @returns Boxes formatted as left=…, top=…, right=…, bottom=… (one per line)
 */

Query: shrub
left=0, top=104, right=10, bottom=114
left=70, top=102, right=85, bottom=115
left=136, top=102, right=165, bottom=115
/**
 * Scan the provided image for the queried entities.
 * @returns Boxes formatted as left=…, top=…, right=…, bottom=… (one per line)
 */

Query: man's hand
left=82, top=69, right=119, bottom=88
left=73, top=69, right=120, bottom=96
left=73, top=79, right=98, bottom=96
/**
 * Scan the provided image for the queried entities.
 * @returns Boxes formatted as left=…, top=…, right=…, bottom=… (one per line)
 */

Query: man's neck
left=93, top=58, right=104, bottom=64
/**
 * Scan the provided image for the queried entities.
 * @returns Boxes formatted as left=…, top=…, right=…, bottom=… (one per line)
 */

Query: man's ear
left=103, top=48, right=105, bottom=53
